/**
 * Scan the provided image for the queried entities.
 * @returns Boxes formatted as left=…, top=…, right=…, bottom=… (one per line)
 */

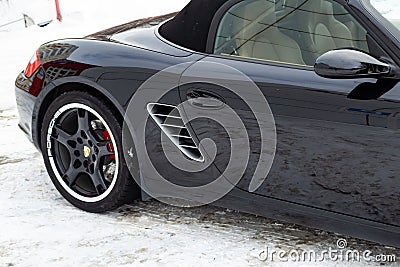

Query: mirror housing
left=314, top=49, right=393, bottom=79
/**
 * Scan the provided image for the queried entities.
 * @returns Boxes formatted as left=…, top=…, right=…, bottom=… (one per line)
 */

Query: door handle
left=186, top=90, right=225, bottom=109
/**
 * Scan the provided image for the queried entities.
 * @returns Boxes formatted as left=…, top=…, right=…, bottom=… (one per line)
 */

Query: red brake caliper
left=102, top=130, right=115, bottom=160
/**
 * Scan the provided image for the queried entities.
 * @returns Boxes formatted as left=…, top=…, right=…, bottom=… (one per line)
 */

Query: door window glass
left=214, top=0, right=370, bottom=66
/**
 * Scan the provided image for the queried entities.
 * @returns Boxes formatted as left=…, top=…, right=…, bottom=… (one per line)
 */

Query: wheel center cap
left=83, top=146, right=91, bottom=158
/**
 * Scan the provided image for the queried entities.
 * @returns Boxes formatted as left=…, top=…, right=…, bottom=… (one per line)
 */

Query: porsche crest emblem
left=83, top=146, right=91, bottom=158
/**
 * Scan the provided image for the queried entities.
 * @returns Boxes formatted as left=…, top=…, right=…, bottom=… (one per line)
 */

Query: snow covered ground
left=0, top=0, right=399, bottom=266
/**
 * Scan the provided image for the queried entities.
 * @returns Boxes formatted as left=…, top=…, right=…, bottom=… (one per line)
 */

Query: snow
left=370, top=0, right=400, bottom=20
left=0, top=0, right=399, bottom=266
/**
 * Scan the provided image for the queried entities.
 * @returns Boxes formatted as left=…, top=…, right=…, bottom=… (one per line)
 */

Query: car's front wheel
left=41, top=91, right=139, bottom=212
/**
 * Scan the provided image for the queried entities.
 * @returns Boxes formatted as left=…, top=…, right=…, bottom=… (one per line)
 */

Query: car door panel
left=179, top=56, right=400, bottom=226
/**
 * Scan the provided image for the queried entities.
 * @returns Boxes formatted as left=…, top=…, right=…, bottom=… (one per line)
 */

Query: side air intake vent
left=147, top=103, right=204, bottom=162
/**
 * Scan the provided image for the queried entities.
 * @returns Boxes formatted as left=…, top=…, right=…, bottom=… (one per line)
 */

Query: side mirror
left=314, top=49, right=392, bottom=79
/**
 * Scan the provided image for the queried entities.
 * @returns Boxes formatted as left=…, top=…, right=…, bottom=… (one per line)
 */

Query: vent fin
left=147, top=103, right=204, bottom=162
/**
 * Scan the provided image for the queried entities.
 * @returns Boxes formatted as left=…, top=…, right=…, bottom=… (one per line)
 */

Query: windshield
left=369, top=0, right=400, bottom=36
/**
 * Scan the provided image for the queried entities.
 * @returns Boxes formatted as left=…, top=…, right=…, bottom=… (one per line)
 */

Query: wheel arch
left=33, top=77, right=125, bottom=151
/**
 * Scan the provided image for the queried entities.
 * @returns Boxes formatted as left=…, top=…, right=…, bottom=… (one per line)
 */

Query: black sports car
left=15, top=0, right=400, bottom=247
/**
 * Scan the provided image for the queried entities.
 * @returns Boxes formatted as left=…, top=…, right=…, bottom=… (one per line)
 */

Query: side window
left=214, top=0, right=369, bottom=66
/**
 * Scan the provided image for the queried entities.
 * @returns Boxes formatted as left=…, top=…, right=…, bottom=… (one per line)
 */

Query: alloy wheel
left=46, top=103, right=119, bottom=202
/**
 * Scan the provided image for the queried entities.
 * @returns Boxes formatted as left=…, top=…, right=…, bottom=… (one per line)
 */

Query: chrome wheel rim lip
left=46, top=103, right=119, bottom=203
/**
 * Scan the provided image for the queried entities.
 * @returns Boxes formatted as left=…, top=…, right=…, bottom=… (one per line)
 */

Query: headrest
left=321, top=0, right=334, bottom=15
left=301, top=0, right=323, bottom=13
left=231, top=0, right=276, bottom=25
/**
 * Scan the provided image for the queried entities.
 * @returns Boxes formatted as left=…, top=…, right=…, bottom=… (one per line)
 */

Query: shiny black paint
left=183, top=55, right=400, bottom=227
left=14, top=0, right=400, bottom=247
left=15, top=88, right=36, bottom=141
left=314, top=49, right=392, bottom=79
left=26, top=37, right=204, bottom=150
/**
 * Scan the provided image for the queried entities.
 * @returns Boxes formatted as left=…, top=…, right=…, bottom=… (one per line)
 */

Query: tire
left=40, top=91, right=140, bottom=213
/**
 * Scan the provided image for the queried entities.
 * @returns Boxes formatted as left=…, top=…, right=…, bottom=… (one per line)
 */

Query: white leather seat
left=313, top=1, right=354, bottom=56
left=232, top=0, right=306, bottom=65
left=283, top=0, right=355, bottom=64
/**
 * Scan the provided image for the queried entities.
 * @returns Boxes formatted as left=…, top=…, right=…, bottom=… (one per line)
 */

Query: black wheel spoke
left=98, top=141, right=114, bottom=158
left=86, top=129, right=100, bottom=143
left=77, top=109, right=89, bottom=131
left=62, top=165, right=79, bottom=186
left=90, top=169, right=107, bottom=195
left=52, top=125, right=73, bottom=147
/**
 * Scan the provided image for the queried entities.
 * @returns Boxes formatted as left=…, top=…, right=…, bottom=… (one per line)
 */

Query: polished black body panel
left=15, top=87, right=36, bottom=141
left=14, top=0, right=400, bottom=247
left=25, top=37, right=204, bottom=150
left=182, top=55, right=400, bottom=227
left=111, top=28, right=192, bottom=57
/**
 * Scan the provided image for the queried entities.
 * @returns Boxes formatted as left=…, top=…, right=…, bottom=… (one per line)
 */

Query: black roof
left=159, top=0, right=227, bottom=52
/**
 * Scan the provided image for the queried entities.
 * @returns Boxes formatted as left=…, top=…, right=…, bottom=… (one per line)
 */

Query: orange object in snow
left=55, top=0, right=62, bottom=22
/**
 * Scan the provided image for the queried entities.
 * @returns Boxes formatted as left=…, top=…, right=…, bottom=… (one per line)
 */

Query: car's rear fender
left=32, top=76, right=125, bottom=151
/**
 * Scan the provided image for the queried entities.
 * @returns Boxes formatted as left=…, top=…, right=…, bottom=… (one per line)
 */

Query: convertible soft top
left=159, top=0, right=227, bottom=52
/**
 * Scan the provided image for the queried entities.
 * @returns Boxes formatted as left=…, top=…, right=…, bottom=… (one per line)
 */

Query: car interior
left=214, top=0, right=370, bottom=66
